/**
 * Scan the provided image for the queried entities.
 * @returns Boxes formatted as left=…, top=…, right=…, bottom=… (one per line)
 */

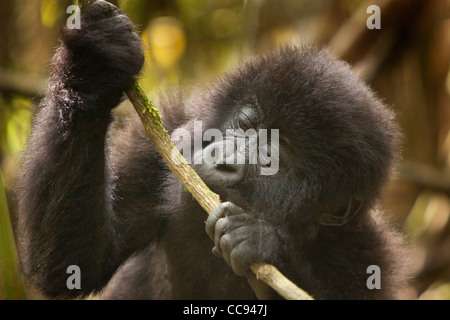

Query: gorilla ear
left=315, top=199, right=364, bottom=226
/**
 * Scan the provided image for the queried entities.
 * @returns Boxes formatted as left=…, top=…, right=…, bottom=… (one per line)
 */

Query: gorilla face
left=174, top=46, right=398, bottom=228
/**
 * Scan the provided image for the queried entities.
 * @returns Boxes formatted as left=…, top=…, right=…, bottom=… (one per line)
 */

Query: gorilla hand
left=59, top=0, right=144, bottom=110
left=205, top=202, right=284, bottom=276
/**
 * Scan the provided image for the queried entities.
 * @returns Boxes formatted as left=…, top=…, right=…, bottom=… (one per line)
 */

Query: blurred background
left=0, top=0, right=449, bottom=300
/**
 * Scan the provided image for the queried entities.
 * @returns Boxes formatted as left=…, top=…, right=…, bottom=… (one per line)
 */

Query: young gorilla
left=17, top=1, right=408, bottom=299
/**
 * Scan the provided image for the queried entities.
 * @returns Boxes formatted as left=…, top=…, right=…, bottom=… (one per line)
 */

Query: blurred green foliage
left=0, top=171, right=27, bottom=300
left=0, top=96, right=31, bottom=156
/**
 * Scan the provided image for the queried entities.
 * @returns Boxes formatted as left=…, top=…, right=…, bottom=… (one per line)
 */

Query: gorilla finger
left=84, top=0, right=121, bottom=20
left=221, top=202, right=246, bottom=217
left=205, top=204, right=227, bottom=240
left=219, top=234, right=233, bottom=267
left=107, top=14, right=134, bottom=32
left=230, top=248, right=251, bottom=276
left=217, top=221, right=254, bottom=251
left=211, top=247, right=222, bottom=259
left=218, top=231, right=251, bottom=266
left=214, top=217, right=228, bottom=250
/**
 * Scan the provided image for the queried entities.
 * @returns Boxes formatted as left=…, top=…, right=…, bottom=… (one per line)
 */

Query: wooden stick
left=79, top=0, right=313, bottom=300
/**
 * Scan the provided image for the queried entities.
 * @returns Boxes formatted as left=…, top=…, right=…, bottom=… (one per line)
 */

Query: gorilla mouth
left=214, top=163, right=239, bottom=173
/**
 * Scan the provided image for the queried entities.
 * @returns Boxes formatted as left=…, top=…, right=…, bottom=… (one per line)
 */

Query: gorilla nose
left=192, top=140, right=247, bottom=187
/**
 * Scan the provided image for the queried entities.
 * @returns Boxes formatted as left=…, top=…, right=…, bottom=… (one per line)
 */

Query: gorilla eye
left=235, top=106, right=258, bottom=131
left=237, top=116, right=253, bottom=131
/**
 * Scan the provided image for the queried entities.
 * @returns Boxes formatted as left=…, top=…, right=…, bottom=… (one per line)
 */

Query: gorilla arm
left=16, top=2, right=160, bottom=299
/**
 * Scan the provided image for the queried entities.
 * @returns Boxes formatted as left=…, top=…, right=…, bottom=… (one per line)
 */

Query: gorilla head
left=177, top=47, right=399, bottom=228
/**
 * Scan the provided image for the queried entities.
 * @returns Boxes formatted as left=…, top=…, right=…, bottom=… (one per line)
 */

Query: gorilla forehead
left=219, top=46, right=378, bottom=124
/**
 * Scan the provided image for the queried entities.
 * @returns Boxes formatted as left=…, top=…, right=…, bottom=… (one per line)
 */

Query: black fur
left=16, top=1, right=408, bottom=299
